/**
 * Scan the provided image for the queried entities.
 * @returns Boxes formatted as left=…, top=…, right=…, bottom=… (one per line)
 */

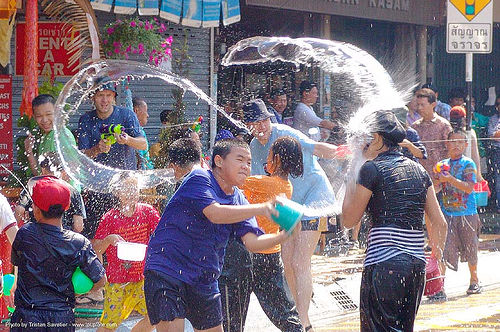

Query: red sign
left=16, top=22, right=80, bottom=77
left=0, top=75, right=12, bottom=177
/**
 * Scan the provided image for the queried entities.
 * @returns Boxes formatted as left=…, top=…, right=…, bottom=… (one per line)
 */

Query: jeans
left=219, top=252, right=303, bottom=332
left=360, top=254, right=426, bottom=332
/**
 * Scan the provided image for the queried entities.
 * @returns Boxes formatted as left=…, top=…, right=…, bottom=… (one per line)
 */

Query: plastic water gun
left=100, top=124, right=123, bottom=145
left=433, top=161, right=450, bottom=174
left=191, top=116, right=203, bottom=133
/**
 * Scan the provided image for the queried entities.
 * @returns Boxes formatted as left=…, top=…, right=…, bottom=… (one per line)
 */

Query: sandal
left=305, top=325, right=313, bottom=332
left=75, top=295, right=104, bottom=306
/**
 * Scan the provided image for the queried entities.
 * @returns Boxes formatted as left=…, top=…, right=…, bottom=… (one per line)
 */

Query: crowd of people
left=0, top=77, right=499, bottom=332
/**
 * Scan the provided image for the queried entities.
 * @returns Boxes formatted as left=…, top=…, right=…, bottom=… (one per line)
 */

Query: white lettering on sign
left=0, top=93, right=10, bottom=99
left=0, top=103, right=9, bottom=110
left=38, top=63, right=65, bottom=76
left=0, top=144, right=6, bottom=149
left=0, top=113, right=10, bottom=120
left=39, top=37, right=72, bottom=51
left=0, top=154, right=10, bottom=160
left=369, top=0, right=409, bottom=11
left=43, top=50, right=55, bottom=63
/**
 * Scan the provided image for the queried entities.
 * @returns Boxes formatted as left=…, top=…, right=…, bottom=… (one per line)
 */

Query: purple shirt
left=145, top=168, right=262, bottom=291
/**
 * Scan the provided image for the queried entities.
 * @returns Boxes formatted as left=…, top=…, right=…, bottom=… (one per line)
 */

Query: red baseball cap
left=31, top=177, right=71, bottom=212
left=449, top=106, right=466, bottom=119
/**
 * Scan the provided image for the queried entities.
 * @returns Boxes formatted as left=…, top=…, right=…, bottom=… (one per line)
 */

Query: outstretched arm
left=203, top=202, right=277, bottom=224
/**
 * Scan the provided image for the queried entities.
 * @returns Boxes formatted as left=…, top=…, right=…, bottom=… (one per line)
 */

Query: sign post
left=447, top=0, right=493, bottom=130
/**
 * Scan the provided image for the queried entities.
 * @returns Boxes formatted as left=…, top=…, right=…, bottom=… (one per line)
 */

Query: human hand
left=97, top=139, right=111, bottom=154
left=115, top=132, right=129, bottom=145
left=261, top=201, right=278, bottom=220
left=106, top=234, right=125, bottom=246
left=24, top=133, right=35, bottom=155
left=438, top=171, right=452, bottom=183
left=398, top=139, right=411, bottom=149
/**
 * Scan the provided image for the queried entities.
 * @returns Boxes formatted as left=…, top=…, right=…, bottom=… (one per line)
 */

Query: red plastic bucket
left=424, top=255, right=444, bottom=296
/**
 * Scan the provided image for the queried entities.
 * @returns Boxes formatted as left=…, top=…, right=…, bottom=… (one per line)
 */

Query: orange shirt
left=242, top=175, right=292, bottom=254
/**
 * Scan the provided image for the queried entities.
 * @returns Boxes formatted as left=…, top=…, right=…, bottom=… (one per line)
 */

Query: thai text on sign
left=15, top=22, right=80, bottom=77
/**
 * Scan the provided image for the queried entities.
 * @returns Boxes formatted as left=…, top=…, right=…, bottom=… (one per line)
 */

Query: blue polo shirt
left=78, top=105, right=143, bottom=170
left=250, top=124, right=335, bottom=216
left=145, top=168, right=262, bottom=291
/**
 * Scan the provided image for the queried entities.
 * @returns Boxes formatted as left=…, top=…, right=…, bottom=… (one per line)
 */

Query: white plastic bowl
left=116, top=242, right=147, bottom=262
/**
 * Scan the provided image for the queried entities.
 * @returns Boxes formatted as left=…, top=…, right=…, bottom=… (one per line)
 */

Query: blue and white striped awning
left=90, top=0, right=240, bottom=27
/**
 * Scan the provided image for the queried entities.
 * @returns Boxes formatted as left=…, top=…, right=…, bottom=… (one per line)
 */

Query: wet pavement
left=68, top=234, right=500, bottom=331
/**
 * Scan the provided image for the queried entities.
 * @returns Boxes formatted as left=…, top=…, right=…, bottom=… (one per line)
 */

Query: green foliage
left=102, top=18, right=172, bottom=65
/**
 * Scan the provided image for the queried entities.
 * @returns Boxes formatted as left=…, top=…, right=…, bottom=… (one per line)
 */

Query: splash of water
left=54, top=59, right=246, bottom=193
left=223, top=37, right=413, bottom=216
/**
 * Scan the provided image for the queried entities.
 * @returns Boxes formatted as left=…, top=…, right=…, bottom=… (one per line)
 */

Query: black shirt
left=358, top=150, right=432, bottom=231
left=11, top=222, right=105, bottom=311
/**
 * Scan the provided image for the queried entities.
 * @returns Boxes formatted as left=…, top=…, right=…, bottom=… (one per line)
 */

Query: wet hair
left=132, top=97, right=146, bottom=108
left=40, top=205, right=65, bottom=219
left=299, top=81, right=317, bottom=96
left=448, top=128, right=467, bottom=140
left=160, top=109, right=174, bottom=123
left=32, top=94, right=55, bottom=109
left=270, top=136, right=304, bottom=178
left=168, top=138, right=201, bottom=168
left=415, top=88, right=437, bottom=104
left=211, top=139, right=250, bottom=169
left=270, top=89, right=286, bottom=99
left=39, top=152, right=63, bottom=172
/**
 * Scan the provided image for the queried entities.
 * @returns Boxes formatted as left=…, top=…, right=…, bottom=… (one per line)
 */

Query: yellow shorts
left=100, top=280, right=148, bottom=329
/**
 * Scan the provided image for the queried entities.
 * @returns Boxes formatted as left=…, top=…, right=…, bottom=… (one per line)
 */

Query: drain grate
left=330, top=289, right=358, bottom=311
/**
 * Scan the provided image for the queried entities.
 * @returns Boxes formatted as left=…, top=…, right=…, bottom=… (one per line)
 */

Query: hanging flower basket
left=102, top=18, right=173, bottom=66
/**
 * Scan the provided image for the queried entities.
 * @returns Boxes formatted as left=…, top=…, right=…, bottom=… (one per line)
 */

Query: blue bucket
left=271, top=198, right=303, bottom=233
left=474, top=191, right=488, bottom=207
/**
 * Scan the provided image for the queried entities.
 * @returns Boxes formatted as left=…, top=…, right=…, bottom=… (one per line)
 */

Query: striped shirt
left=364, top=226, right=426, bottom=267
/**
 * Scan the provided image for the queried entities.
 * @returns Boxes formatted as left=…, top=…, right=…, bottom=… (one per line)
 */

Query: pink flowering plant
left=102, top=18, right=173, bottom=66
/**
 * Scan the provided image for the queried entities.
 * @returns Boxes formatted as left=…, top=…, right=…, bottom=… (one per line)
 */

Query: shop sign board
left=447, top=0, right=493, bottom=53
left=0, top=75, right=13, bottom=176
left=15, top=22, right=80, bottom=77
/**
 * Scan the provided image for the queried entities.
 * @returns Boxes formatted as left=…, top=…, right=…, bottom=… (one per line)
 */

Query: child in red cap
left=10, top=177, right=106, bottom=332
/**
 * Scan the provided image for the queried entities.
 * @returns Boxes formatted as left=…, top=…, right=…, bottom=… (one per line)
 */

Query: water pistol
left=191, top=116, right=203, bottom=133
left=433, top=161, right=450, bottom=174
left=100, top=124, right=123, bottom=145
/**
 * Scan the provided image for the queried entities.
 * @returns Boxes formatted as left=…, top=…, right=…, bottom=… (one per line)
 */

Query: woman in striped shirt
left=342, top=111, right=448, bottom=332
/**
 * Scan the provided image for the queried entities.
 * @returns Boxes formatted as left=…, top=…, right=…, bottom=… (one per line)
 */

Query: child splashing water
left=220, top=136, right=304, bottom=332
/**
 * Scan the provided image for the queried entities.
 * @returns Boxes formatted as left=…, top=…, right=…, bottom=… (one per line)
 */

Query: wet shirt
left=293, top=102, right=322, bottom=135
left=18, top=183, right=86, bottom=231
left=242, top=175, right=292, bottom=254
left=358, top=151, right=431, bottom=266
left=145, top=168, right=263, bottom=291
left=78, top=106, right=143, bottom=170
left=138, top=127, right=154, bottom=170
left=95, top=203, right=160, bottom=283
left=11, top=222, right=105, bottom=310
left=439, top=156, right=477, bottom=216
left=411, top=114, right=452, bottom=176
left=250, top=124, right=335, bottom=213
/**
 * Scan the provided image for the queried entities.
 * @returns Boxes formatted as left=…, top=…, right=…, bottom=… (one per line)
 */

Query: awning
left=90, top=0, right=241, bottom=27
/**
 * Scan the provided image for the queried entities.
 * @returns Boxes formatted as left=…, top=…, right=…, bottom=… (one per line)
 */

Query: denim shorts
left=144, top=270, right=222, bottom=330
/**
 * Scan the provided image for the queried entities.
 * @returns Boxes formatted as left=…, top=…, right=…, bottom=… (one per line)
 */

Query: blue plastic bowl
left=474, top=191, right=488, bottom=207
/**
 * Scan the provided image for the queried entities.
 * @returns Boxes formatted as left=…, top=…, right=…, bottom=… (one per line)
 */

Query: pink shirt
left=411, top=114, right=452, bottom=177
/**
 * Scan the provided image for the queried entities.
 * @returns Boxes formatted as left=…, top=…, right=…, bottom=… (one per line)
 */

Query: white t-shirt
left=293, top=102, right=322, bottom=135
left=0, top=193, right=16, bottom=233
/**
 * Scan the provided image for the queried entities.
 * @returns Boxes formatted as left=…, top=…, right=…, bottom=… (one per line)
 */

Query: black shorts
left=9, top=307, right=75, bottom=332
left=144, top=270, right=223, bottom=330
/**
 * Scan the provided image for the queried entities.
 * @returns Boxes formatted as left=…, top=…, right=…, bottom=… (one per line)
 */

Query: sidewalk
left=76, top=234, right=500, bottom=331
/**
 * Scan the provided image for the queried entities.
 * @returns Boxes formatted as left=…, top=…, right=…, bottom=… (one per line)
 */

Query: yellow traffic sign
left=449, top=0, right=493, bottom=21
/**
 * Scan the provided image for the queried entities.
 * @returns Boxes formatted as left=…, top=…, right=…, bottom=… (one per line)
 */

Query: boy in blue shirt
left=437, top=129, right=482, bottom=297
left=144, top=139, right=295, bottom=332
